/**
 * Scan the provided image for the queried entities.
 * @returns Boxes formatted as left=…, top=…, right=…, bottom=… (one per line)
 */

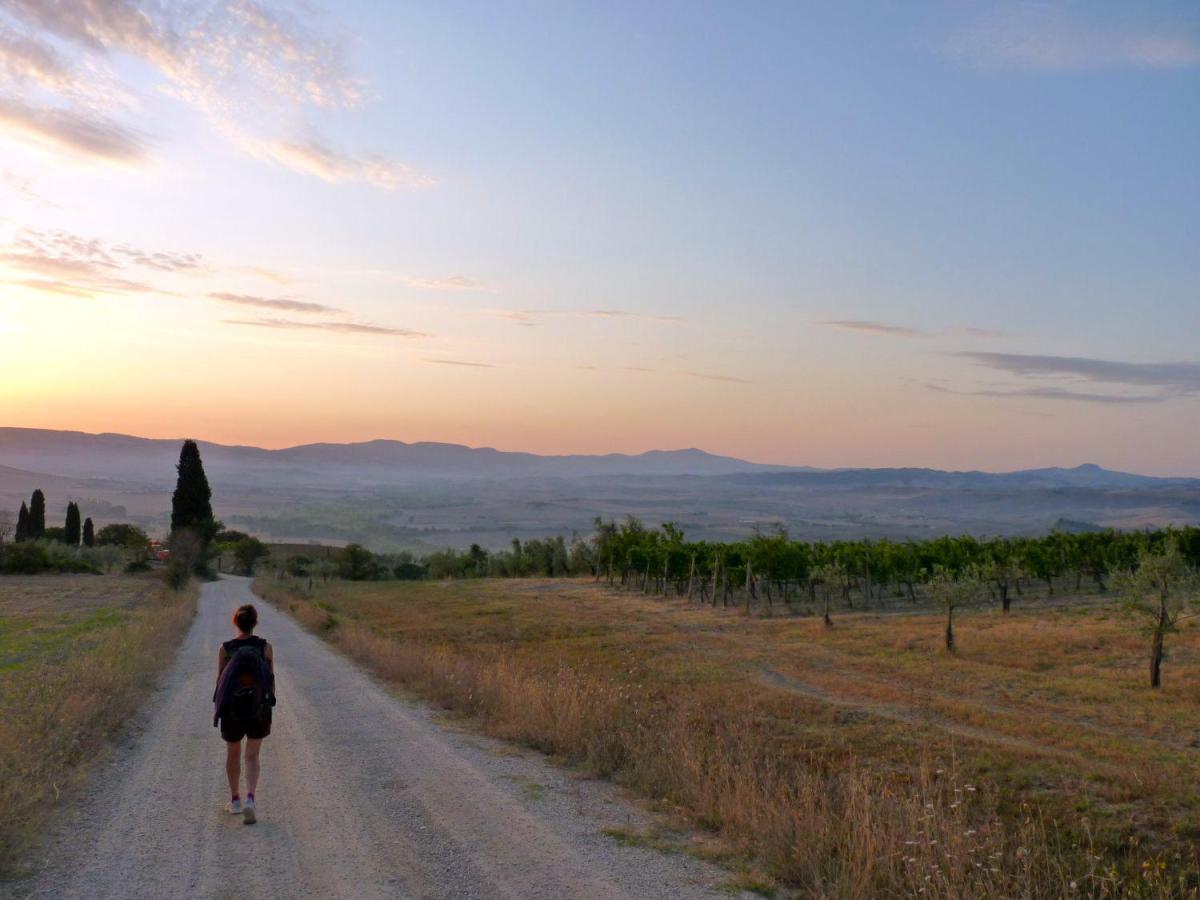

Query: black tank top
left=223, top=635, right=267, bottom=656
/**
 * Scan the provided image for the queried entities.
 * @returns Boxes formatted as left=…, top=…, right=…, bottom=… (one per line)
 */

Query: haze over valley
left=3, top=427, right=1196, bottom=551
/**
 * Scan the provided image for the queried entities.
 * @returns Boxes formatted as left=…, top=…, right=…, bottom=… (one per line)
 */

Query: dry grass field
left=0, top=573, right=195, bottom=876
left=258, top=575, right=1200, bottom=898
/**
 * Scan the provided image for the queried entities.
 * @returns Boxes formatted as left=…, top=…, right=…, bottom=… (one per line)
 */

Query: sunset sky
left=1, top=1, right=1198, bottom=474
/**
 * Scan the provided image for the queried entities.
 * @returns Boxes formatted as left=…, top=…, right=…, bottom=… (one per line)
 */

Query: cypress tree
left=170, top=440, right=215, bottom=537
left=15, top=502, right=29, bottom=542
left=83, top=517, right=95, bottom=547
left=29, top=490, right=46, bottom=540
left=65, top=502, right=81, bottom=546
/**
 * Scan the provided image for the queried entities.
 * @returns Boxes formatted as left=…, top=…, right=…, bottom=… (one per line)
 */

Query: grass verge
left=0, top=573, right=196, bottom=876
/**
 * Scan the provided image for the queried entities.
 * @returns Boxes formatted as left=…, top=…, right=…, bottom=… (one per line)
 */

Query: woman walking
left=213, top=603, right=275, bottom=824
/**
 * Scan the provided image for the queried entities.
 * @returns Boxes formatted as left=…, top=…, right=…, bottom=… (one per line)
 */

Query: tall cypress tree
left=29, top=490, right=46, bottom=540
left=15, top=502, right=29, bottom=542
left=65, top=502, right=82, bottom=546
left=82, top=517, right=95, bottom=547
left=171, top=440, right=215, bottom=538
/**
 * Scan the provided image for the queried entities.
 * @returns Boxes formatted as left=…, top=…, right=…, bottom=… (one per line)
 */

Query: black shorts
left=221, top=711, right=271, bottom=743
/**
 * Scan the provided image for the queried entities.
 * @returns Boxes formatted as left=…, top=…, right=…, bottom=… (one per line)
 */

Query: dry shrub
left=0, top=580, right=196, bottom=875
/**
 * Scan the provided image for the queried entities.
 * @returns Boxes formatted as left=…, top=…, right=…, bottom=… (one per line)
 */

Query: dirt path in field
left=758, top=666, right=1125, bottom=772
left=9, top=577, right=741, bottom=900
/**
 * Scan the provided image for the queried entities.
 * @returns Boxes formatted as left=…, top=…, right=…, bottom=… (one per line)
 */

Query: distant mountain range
left=1, top=428, right=1196, bottom=547
left=722, top=462, right=1196, bottom=491
left=0, top=427, right=1190, bottom=489
left=0, top=428, right=790, bottom=486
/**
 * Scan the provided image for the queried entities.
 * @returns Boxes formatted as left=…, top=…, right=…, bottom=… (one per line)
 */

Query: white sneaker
left=227, top=798, right=242, bottom=815
left=242, top=797, right=256, bottom=825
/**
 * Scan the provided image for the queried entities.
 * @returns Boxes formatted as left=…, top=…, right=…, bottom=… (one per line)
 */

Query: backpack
left=222, top=645, right=271, bottom=725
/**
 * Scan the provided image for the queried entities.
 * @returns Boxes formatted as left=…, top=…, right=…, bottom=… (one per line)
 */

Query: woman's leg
left=225, top=740, right=242, bottom=796
left=244, top=738, right=263, bottom=797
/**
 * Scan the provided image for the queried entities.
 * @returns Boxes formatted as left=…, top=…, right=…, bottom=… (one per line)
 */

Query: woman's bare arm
left=216, top=647, right=227, bottom=682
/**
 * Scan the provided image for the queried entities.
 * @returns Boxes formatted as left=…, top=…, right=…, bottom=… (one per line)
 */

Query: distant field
left=258, top=575, right=1200, bottom=898
left=0, top=573, right=195, bottom=877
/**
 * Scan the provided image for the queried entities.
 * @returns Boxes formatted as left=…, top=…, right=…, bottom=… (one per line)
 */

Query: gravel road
left=10, top=577, right=742, bottom=899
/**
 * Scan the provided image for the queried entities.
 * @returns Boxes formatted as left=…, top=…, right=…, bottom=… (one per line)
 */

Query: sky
left=0, top=1, right=1197, bottom=474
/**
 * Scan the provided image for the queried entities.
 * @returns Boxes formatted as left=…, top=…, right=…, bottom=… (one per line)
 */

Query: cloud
left=425, top=358, right=495, bottom=368
left=0, top=228, right=201, bottom=280
left=941, top=8, right=1200, bottom=71
left=0, top=0, right=414, bottom=185
left=406, top=275, right=489, bottom=291
left=1, top=169, right=62, bottom=207
left=481, top=308, right=539, bottom=326
left=235, top=135, right=434, bottom=190
left=223, top=317, right=428, bottom=337
left=0, top=23, right=74, bottom=90
left=209, top=291, right=338, bottom=314
left=2, top=0, right=362, bottom=105
left=230, top=265, right=295, bottom=285
left=956, top=352, right=1200, bottom=404
left=820, top=320, right=1007, bottom=340
left=687, top=371, right=754, bottom=385
left=5, top=277, right=94, bottom=297
left=977, top=387, right=1167, bottom=405
left=951, top=326, right=1007, bottom=339
left=584, top=309, right=687, bottom=324
left=820, top=319, right=927, bottom=338
left=0, top=95, right=146, bottom=163
left=483, top=308, right=687, bottom=327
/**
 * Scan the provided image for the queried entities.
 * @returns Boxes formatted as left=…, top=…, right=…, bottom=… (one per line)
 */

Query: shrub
left=95, top=523, right=150, bottom=550
left=232, top=537, right=270, bottom=575
left=393, top=562, right=427, bottom=580
left=336, top=543, right=384, bottom=580
left=0, top=541, right=99, bottom=574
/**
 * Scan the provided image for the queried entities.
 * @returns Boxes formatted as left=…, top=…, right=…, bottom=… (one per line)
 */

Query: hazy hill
left=0, top=428, right=785, bottom=487
left=721, top=463, right=1186, bottom=492
left=1, top=428, right=1196, bottom=548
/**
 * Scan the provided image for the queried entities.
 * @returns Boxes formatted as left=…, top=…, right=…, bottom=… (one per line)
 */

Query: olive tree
left=928, top=565, right=981, bottom=653
left=1114, top=541, right=1198, bottom=689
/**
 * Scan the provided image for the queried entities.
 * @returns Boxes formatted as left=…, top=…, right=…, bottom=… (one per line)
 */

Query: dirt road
left=12, top=577, right=738, bottom=899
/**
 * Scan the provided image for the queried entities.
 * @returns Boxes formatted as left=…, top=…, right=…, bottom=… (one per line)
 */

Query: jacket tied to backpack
left=213, top=639, right=276, bottom=728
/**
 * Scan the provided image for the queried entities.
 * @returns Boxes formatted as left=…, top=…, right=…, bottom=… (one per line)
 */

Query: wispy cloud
left=584, top=308, right=687, bottom=324
left=940, top=8, right=1200, bottom=71
left=820, top=320, right=1006, bottom=340
left=482, top=308, right=539, bottom=326
left=425, top=358, right=495, bottom=368
left=955, top=352, right=1200, bottom=404
left=952, top=326, right=1007, bottom=339
left=4, top=277, right=94, bottom=297
left=482, top=307, right=688, bottom=327
left=1, top=169, right=62, bottom=207
left=209, top=291, right=337, bottom=314
left=230, top=265, right=296, bottom=286
left=821, top=319, right=927, bottom=338
left=688, top=371, right=754, bottom=385
left=0, top=0, right=419, bottom=185
left=0, top=229, right=202, bottom=284
left=234, top=135, right=434, bottom=190
left=223, top=317, right=428, bottom=337
left=406, top=275, right=489, bottom=291
left=0, top=95, right=146, bottom=163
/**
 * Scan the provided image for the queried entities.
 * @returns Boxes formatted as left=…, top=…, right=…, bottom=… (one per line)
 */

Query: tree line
left=304, top=518, right=1199, bottom=604
left=282, top=519, right=1200, bottom=688
left=11, top=490, right=96, bottom=547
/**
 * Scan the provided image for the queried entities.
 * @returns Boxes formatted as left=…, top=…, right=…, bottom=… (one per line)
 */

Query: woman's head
left=233, top=604, right=258, bottom=634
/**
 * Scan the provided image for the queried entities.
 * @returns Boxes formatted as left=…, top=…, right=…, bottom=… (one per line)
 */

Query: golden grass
left=0, top=574, right=196, bottom=876
left=257, top=576, right=1200, bottom=898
